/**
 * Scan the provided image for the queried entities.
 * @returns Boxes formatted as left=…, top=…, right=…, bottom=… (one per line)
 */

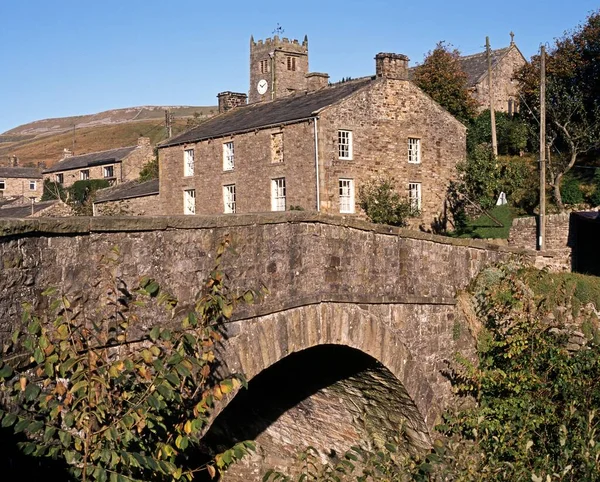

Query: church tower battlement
left=249, top=34, right=309, bottom=104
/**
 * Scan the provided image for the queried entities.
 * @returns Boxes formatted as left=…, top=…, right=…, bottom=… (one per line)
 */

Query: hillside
left=0, top=105, right=216, bottom=168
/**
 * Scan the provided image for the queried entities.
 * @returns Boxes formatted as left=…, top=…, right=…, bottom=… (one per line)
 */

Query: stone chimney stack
left=305, top=72, right=330, bottom=92
left=137, top=136, right=151, bottom=148
left=9, top=155, right=19, bottom=167
left=62, top=148, right=74, bottom=158
left=375, top=53, right=409, bottom=80
left=217, top=91, right=248, bottom=114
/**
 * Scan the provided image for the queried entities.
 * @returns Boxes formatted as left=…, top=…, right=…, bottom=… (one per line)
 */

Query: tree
left=517, top=9, right=600, bottom=211
left=0, top=241, right=258, bottom=481
left=358, top=178, right=416, bottom=227
left=467, top=110, right=529, bottom=156
left=413, top=42, right=478, bottom=123
left=139, top=150, right=159, bottom=182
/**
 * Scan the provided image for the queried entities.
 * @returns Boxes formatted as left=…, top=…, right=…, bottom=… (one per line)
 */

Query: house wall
left=159, top=122, right=317, bottom=215
left=94, top=194, right=162, bottom=216
left=47, top=163, right=123, bottom=188
left=318, top=78, right=467, bottom=229
left=472, top=46, right=526, bottom=113
left=0, top=177, right=42, bottom=200
left=121, top=141, right=154, bottom=181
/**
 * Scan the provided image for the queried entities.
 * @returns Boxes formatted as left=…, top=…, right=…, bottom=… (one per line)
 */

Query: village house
left=93, top=179, right=160, bottom=216
left=42, top=137, right=153, bottom=188
left=0, top=157, right=43, bottom=202
left=158, top=35, right=466, bottom=229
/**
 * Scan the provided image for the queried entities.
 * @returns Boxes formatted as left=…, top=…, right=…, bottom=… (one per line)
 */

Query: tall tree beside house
left=413, top=42, right=479, bottom=123
left=516, top=9, right=600, bottom=211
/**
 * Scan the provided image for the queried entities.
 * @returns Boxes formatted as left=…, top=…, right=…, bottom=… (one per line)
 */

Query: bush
left=560, top=176, right=585, bottom=205
left=358, top=178, right=416, bottom=226
left=589, top=169, right=600, bottom=206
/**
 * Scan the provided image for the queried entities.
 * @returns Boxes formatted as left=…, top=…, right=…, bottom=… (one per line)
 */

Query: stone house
left=93, top=179, right=160, bottom=216
left=458, top=36, right=526, bottom=113
left=158, top=37, right=466, bottom=229
left=0, top=164, right=43, bottom=201
left=42, top=137, right=153, bottom=188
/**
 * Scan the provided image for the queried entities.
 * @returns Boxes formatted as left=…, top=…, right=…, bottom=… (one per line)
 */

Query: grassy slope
left=453, top=204, right=516, bottom=239
left=0, top=118, right=193, bottom=168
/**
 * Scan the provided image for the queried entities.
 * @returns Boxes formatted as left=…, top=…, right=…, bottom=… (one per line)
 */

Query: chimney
left=137, top=136, right=151, bottom=148
left=306, top=72, right=330, bottom=92
left=62, top=148, right=74, bottom=158
left=217, top=91, right=248, bottom=114
left=9, top=155, right=19, bottom=167
left=375, top=53, right=409, bottom=80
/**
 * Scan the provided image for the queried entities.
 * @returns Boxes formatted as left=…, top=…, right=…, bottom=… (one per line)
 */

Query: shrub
left=560, top=176, right=584, bottom=205
left=358, top=178, right=416, bottom=226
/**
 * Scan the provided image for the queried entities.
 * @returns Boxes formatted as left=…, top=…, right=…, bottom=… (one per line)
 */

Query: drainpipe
left=313, top=116, right=320, bottom=212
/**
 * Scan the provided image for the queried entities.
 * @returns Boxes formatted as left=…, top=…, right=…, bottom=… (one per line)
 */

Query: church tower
left=249, top=34, right=309, bottom=104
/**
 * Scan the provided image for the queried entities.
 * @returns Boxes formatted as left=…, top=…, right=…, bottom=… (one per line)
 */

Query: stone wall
left=318, top=78, right=466, bottom=228
left=159, top=121, right=317, bottom=214
left=0, top=177, right=42, bottom=200
left=94, top=194, right=162, bottom=216
left=50, top=163, right=124, bottom=188
left=472, top=46, right=526, bottom=113
left=508, top=213, right=572, bottom=270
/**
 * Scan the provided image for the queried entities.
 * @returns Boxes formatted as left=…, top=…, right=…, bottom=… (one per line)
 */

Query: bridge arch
left=202, top=302, right=442, bottom=478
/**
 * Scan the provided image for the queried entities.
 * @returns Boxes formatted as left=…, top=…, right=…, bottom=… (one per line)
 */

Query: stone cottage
left=458, top=35, right=526, bottom=113
left=0, top=163, right=43, bottom=202
left=158, top=37, right=466, bottom=229
left=43, top=137, right=153, bottom=188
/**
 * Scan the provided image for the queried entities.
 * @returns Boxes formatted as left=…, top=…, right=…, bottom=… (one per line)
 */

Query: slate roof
left=0, top=166, right=42, bottom=179
left=43, top=146, right=137, bottom=174
left=94, top=179, right=159, bottom=203
left=160, top=78, right=373, bottom=147
left=408, top=46, right=513, bottom=87
left=0, top=200, right=58, bottom=218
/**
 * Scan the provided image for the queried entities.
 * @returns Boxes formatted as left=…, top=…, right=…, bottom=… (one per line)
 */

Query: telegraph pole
left=486, top=37, right=498, bottom=156
left=538, top=46, right=547, bottom=251
left=164, top=109, right=172, bottom=138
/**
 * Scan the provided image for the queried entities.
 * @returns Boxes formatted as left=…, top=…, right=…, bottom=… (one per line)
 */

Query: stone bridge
left=0, top=213, right=540, bottom=479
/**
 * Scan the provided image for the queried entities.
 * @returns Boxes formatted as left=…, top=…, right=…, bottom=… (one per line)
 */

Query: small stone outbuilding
left=93, top=179, right=160, bottom=216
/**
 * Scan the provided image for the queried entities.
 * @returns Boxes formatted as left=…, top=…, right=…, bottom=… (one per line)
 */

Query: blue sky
left=0, top=0, right=597, bottom=133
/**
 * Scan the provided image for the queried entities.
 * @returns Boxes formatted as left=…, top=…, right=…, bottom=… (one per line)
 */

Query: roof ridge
left=68, top=145, right=136, bottom=159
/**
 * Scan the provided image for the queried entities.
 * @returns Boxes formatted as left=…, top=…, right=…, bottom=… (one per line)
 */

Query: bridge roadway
left=0, top=213, right=538, bottom=478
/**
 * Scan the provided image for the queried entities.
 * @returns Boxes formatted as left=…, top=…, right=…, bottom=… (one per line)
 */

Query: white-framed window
left=338, top=130, right=353, bottom=160
left=223, top=184, right=236, bottom=214
left=271, top=178, right=286, bottom=211
left=56, top=173, right=64, bottom=184
left=0, top=180, right=5, bottom=190
left=80, top=169, right=90, bottom=181
left=184, top=149, right=194, bottom=177
left=408, top=138, right=421, bottom=164
left=223, top=142, right=235, bottom=171
left=183, top=189, right=196, bottom=215
left=339, top=178, right=355, bottom=214
left=103, top=165, right=114, bottom=178
left=29, top=180, right=37, bottom=190
left=409, top=182, right=422, bottom=213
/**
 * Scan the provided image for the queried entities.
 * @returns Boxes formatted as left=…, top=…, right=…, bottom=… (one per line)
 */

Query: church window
left=260, top=59, right=269, bottom=74
left=286, top=56, right=296, bottom=71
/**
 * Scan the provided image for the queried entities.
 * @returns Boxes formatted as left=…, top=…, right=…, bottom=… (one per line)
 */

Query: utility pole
left=164, top=109, right=172, bottom=138
left=538, top=45, right=547, bottom=251
left=486, top=37, right=498, bottom=156
left=72, top=124, right=76, bottom=154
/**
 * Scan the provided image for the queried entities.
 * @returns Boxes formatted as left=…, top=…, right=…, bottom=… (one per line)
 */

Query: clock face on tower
left=257, top=79, right=269, bottom=95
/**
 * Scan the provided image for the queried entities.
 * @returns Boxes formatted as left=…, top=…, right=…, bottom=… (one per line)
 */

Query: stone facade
left=94, top=193, right=161, bottom=216
left=249, top=35, right=309, bottom=103
left=0, top=167, right=43, bottom=201
left=0, top=213, right=536, bottom=479
left=468, top=44, right=527, bottom=113
left=159, top=53, right=466, bottom=229
left=43, top=137, right=153, bottom=188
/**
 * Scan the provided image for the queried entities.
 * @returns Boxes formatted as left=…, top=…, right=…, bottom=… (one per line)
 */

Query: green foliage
left=139, top=149, right=159, bottom=182
left=560, top=175, right=585, bottom=205
left=358, top=178, right=416, bottom=227
left=41, top=179, right=66, bottom=202
left=441, top=263, right=600, bottom=481
left=0, top=241, right=259, bottom=481
left=588, top=169, right=600, bottom=206
left=413, top=42, right=478, bottom=123
left=70, top=180, right=110, bottom=204
left=467, top=111, right=529, bottom=156
left=451, top=205, right=515, bottom=239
